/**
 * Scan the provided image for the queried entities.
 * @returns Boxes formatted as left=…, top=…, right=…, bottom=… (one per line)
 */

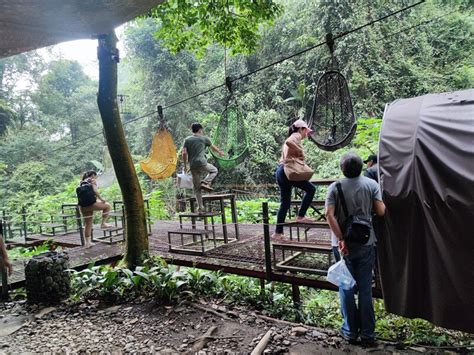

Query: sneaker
left=361, top=338, right=376, bottom=348
left=339, top=330, right=360, bottom=345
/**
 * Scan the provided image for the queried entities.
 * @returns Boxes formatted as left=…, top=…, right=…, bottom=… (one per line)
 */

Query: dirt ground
left=0, top=299, right=449, bottom=354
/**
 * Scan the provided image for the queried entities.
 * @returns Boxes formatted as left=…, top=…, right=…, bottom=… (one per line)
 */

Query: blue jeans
left=339, top=245, right=376, bottom=341
left=275, top=164, right=315, bottom=234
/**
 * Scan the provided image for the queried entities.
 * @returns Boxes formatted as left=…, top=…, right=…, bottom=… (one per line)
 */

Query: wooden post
left=21, top=206, right=27, bottom=240
left=260, top=278, right=266, bottom=299
left=0, top=220, right=8, bottom=301
left=0, top=265, right=7, bottom=301
left=97, top=32, right=148, bottom=267
left=262, top=202, right=273, bottom=281
left=292, top=284, right=301, bottom=308
left=76, top=206, right=85, bottom=246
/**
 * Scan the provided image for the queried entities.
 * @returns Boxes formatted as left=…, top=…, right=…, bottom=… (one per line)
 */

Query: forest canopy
left=0, top=0, right=472, bottom=210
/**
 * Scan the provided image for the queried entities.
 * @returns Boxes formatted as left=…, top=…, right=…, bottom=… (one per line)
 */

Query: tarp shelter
left=378, top=89, right=474, bottom=333
left=0, top=0, right=163, bottom=59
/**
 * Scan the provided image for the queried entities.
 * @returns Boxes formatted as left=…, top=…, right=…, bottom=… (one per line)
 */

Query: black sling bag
left=336, top=182, right=371, bottom=245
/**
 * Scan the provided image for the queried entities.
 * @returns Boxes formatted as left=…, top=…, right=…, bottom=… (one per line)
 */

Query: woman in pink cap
left=273, top=119, right=316, bottom=237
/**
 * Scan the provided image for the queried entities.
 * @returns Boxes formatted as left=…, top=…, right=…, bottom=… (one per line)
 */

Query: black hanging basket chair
left=308, top=35, right=357, bottom=151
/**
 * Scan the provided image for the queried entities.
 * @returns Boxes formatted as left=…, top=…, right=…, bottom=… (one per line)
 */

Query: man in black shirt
left=363, top=155, right=378, bottom=182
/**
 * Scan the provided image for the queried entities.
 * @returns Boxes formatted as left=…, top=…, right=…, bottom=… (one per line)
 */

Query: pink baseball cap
left=293, top=119, right=313, bottom=133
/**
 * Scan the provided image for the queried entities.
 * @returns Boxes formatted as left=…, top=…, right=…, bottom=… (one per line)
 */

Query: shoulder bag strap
left=336, top=182, right=349, bottom=219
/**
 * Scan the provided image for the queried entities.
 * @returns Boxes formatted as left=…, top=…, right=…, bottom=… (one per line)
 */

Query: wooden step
left=272, top=241, right=331, bottom=252
left=290, top=200, right=325, bottom=206
left=94, top=234, right=124, bottom=244
left=179, top=212, right=221, bottom=218
left=93, top=225, right=123, bottom=232
left=169, top=228, right=213, bottom=235
left=40, top=223, right=65, bottom=228
left=108, top=211, right=123, bottom=217
left=283, top=221, right=329, bottom=229
left=58, top=213, right=75, bottom=218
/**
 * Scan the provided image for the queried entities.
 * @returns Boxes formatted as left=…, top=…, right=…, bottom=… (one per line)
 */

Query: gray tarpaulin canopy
left=0, top=0, right=163, bottom=59
left=378, top=89, right=474, bottom=333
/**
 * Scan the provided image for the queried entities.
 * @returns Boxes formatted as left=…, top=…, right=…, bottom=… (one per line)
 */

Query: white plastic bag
left=326, top=259, right=356, bottom=290
left=177, top=171, right=193, bottom=189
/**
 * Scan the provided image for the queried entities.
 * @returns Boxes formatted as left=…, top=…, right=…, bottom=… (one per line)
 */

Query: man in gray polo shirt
left=325, top=152, right=385, bottom=347
left=182, top=122, right=225, bottom=213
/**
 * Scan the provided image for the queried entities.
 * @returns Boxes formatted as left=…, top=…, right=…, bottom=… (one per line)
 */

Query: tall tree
left=34, top=60, right=92, bottom=145
left=98, top=32, right=149, bottom=267
left=103, top=1, right=282, bottom=266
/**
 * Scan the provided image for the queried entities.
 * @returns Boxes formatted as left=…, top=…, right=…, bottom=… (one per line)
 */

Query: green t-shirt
left=184, top=135, right=212, bottom=169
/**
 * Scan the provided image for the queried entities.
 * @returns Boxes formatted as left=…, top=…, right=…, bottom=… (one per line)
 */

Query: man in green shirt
left=182, top=123, right=225, bottom=213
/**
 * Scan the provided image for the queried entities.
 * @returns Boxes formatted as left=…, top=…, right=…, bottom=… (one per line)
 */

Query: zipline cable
left=42, top=1, right=431, bottom=158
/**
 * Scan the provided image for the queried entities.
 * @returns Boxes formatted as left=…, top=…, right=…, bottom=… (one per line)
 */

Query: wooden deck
left=2, top=220, right=374, bottom=296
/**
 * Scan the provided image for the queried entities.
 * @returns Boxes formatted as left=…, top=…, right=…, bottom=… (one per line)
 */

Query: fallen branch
left=189, top=335, right=243, bottom=343
left=255, top=314, right=297, bottom=326
left=251, top=330, right=272, bottom=355
left=190, top=303, right=231, bottom=320
left=186, top=326, right=217, bottom=354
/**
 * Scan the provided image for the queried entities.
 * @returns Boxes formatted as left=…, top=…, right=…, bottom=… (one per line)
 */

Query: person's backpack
left=76, top=181, right=96, bottom=207
left=336, top=182, right=372, bottom=244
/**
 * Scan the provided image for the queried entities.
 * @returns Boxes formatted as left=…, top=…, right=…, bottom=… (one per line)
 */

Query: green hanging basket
left=210, top=105, right=249, bottom=169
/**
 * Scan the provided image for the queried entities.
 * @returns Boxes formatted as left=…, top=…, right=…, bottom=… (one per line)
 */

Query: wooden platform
left=2, top=219, right=381, bottom=297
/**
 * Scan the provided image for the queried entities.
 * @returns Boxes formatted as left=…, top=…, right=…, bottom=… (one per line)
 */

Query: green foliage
left=352, top=117, right=382, bottom=155
left=225, top=199, right=279, bottom=224
left=146, top=189, right=169, bottom=220
left=69, top=258, right=187, bottom=303
left=68, top=259, right=472, bottom=346
left=147, top=0, right=282, bottom=56
left=6, top=242, right=56, bottom=261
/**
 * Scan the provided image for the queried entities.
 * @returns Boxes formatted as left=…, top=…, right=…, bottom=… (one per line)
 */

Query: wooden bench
left=187, top=193, right=239, bottom=242
left=289, top=200, right=326, bottom=221
left=272, top=240, right=333, bottom=275
left=284, top=220, right=330, bottom=243
left=169, top=211, right=221, bottom=255
left=39, top=222, right=67, bottom=237
left=168, top=228, right=217, bottom=255
left=92, top=226, right=124, bottom=244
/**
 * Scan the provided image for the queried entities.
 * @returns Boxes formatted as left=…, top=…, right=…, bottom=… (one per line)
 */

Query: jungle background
left=0, top=0, right=473, bottom=348
left=0, top=0, right=472, bottom=215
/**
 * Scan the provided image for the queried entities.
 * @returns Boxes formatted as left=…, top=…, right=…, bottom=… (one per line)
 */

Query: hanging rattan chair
left=140, top=106, right=177, bottom=180
left=308, top=34, right=357, bottom=151
left=210, top=80, right=249, bottom=169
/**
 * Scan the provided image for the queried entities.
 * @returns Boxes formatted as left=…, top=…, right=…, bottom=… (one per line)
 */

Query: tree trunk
left=97, top=31, right=148, bottom=267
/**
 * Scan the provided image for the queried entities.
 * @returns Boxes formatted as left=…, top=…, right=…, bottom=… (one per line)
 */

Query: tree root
left=190, top=302, right=232, bottom=320
left=186, top=326, right=217, bottom=354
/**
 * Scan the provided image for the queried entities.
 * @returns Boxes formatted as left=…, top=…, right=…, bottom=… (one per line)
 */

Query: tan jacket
left=279, top=132, right=305, bottom=164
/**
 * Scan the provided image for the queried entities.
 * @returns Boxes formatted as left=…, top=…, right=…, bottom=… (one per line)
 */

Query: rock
left=274, top=334, right=284, bottom=342
left=102, top=306, right=121, bottom=314
left=291, top=326, right=308, bottom=336
left=283, top=340, right=291, bottom=346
